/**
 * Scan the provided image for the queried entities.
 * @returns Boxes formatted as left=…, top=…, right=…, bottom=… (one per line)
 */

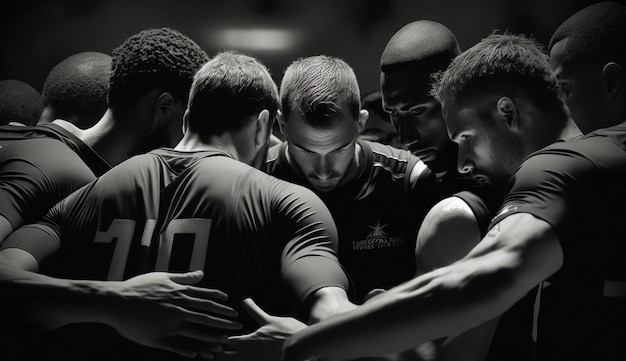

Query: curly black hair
left=108, top=27, right=209, bottom=116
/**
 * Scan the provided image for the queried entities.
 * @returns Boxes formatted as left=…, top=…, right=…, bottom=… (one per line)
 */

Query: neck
left=556, top=117, right=583, bottom=142
left=175, top=133, right=239, bottom=160
left=79, top=109, right=142, bottom=166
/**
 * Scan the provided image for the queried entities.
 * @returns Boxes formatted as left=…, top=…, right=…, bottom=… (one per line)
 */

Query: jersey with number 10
left=6, top=148, right=348, bottom=322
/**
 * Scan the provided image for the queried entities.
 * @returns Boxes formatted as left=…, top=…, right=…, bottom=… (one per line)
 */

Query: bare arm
left=415, top=196, right=499, bottom=361
left=306, top=286, right=358, bottom=324
left=0, top=243, right=242, bottom=358
left=415, top=196, right=483, bottom=274
left=282, top=213, right=563, bottom=361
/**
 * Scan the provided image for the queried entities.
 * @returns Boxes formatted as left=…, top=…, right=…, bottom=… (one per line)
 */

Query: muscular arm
left=414, top=196, right=499, bottom=361
left=0, top=225, right=241, bottom=357
left=415, top=196, right=483, bottom=274
left=282, top=213, right=563, bottom=361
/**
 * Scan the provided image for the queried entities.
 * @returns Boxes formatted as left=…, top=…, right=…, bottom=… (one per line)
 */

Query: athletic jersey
left=0, top=123, right=110, bottom=230
left=266, top=140, right=438, bottom=303
left=1, top=148, right=348, bottom=359
left=488, top=122, right=626, bottom=361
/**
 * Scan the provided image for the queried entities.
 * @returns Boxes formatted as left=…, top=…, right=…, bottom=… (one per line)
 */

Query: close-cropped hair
left=280, top=55, right=361, bottom=128
left=431, top=32, right=565, bottom=117
left=187, top=51, right=280, bottom=137
left=549, top=1, right=626, bottom=68
left=107, top=27, right=209, bottom=117
left=0, top=79, right=42, bottom=126
left=42, top=51, right=111, bottom=126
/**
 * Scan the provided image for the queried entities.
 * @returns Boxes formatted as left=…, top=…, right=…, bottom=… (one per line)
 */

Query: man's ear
left=603, top=62, right=622, bottom=97
left=181, top=109, right=190, bottom=136
left=357, top=109, right=369, bottom=134
left=496, top=96, right=517, bottom=129
left=155, top=92, right=175, bottom=116
left=255, top=109, right=270, bottom=147
left=276, top=110, right=286, bottom=136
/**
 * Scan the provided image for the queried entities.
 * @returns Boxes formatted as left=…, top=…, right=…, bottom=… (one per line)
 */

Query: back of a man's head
left=432, top=32, right=565, bottom=119
left=549, top=1, right=626, bottom=68
left=107, top=27, right=209, bottom=118
left=280, top=55, right=361, bottom=128
left=0, top=79, right=42, bottom=126
left=187, top=51, right=279, bottom=138
left=40, top=51, right=112, bottom=128
left=381, top=20, right=461, bottom=83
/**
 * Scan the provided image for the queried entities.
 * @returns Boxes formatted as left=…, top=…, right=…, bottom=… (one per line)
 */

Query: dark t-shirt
left=2, top=148, right=348, bottom=360
left=488, top=123, right=626, bottom=361
left=0, top=123, right=109, bottom=228
left=267, top=140, right=439, bottom=302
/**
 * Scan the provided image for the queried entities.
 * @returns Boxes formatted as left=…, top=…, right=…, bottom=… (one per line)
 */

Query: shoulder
left=424, top=196, right=478, bottom=226
left=415, top=196, right=482, bottom=272
left=362, top=140, right=432, bottom=183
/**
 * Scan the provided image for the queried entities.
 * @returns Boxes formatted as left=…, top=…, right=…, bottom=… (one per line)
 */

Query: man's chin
left=309, top=180, right=339, bottom=192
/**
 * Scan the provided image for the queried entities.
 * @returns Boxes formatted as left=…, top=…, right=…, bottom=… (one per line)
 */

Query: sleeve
left=274, top=181, right=351, bottom=303
left=488, top=149, right=595, bottom=236
left=0, top=180, right=95, bottom=266
left=454, top=190, right=496, bottom=237
left=0, top=139, right=96, bottom=229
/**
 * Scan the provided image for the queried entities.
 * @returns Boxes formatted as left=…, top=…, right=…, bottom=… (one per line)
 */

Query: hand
left=107, top=270, right=242, bottom=358
left=213, top=298, right=307, bottom=361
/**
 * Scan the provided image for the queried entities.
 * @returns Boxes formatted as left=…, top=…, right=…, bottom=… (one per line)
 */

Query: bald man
left=39, top=51, right=112, bottom=129
left=549, top=1, right=626, bottom=134
left=378, top=21, right=524, bottom=361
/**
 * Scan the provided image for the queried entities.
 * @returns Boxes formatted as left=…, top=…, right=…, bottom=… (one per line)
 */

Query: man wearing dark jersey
left=282, top=33, right=626, bottom=361
left=266, top=55, right=437, bottom=307
left=0, top=27, right=209, bottom=243
left=0, top=51, right=353, bottom=361
left=381, top=20, right=521, bottom=361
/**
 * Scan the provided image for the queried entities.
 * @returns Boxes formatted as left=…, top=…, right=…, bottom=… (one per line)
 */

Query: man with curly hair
left=281, top=32, right=626, bottom=361
left=0, top=50, right=354, bottom=361
left=38, top=51, right=112, bottom=129
left=0, top=27, right=208, bottom=244
left=0, top=27, right=218, bottom=359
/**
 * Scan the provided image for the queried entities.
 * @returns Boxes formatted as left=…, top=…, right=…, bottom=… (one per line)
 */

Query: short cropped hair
left=280, top=55, right=361, bottom=128
left=41, top=51, right=111, bottom=128
left=187, top=51, right=279, bottom=138
left=381, top=20, right=461, bottom=74
left=432, top=32, right=565, bottom=118
left=549, top=1, right=626, bottom=67
left=108, top=28, right=209, bottom=117
left=0, top=79, right=42, bottom=126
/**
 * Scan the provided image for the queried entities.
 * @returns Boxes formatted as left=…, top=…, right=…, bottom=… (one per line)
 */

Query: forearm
left=0, top=260, right=122, bottom=330
left=306, top=286, right=357, bottom=324
left=283, top=214, right=562, bottom=360
left=284, top=263, right=514, bottom=360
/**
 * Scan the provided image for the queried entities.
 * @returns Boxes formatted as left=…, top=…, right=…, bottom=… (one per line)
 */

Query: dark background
left=2, top=0, right=624, bottom=95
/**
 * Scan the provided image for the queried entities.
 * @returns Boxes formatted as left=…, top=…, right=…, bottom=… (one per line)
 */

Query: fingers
left=241, top=298, right=272, bottom=326
left=181, top=296, right=239, bottom=318
left=168, top=269, right=205, bottom=285
left=181, top=305, right=243, bottom=331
